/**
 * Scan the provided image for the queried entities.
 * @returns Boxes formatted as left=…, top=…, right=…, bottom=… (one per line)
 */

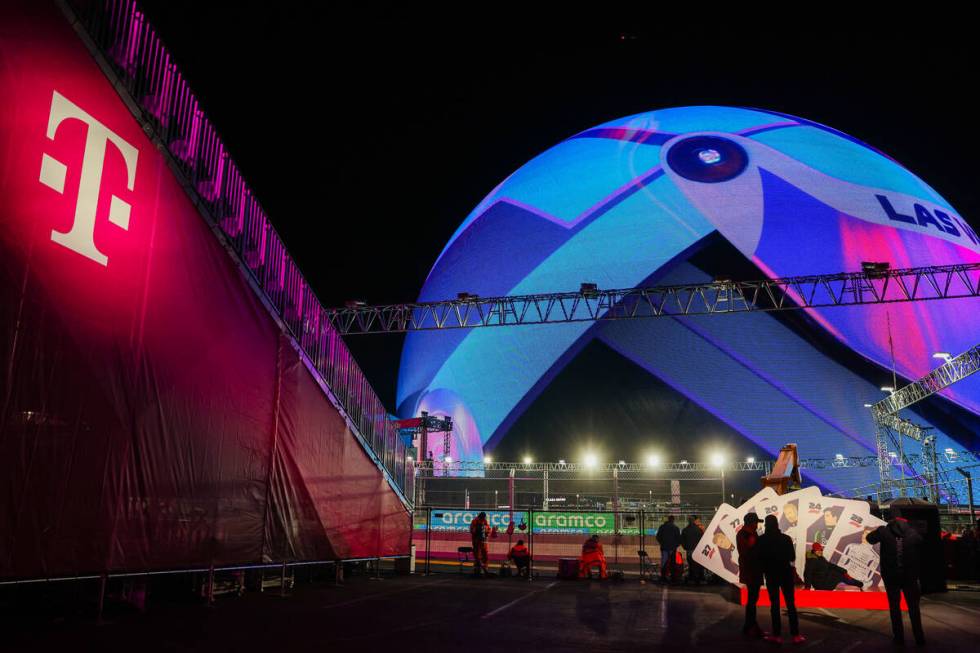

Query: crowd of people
left=468, top=507, right=941, bottom=646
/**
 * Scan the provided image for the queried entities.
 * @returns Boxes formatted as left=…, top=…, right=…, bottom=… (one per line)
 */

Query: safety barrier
left=412, top=507, right=707, bottom=579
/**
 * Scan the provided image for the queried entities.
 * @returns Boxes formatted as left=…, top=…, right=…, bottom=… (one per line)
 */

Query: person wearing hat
left=737, top=512, right=764, bottom=638
left=803, top=542, right=864, bottom=590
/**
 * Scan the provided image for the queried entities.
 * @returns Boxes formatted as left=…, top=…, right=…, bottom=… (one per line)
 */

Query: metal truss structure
left=871, top=344, right=980, bottom=502
left=327, top=263, right=980, bottom=335
left=872, top=345, right=980, bottom=417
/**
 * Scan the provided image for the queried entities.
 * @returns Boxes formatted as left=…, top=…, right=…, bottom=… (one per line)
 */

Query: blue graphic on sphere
left=398, top=105, right=980, bottom=496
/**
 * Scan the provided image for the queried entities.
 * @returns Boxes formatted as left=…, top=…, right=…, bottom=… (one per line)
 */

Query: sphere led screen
left=397, top=106, right=980, bottom=494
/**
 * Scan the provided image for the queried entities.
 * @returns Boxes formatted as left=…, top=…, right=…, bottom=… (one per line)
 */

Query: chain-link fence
left=413, top=462, right=751, bottom=513
left=412, top=507, right=713, bottom=578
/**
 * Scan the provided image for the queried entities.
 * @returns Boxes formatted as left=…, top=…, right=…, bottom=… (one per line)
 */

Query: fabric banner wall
left=0, top=0, right=409, bottom=580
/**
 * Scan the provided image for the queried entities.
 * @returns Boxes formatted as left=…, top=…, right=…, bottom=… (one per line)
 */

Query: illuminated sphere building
left=397, top=106, right=980, bottom=495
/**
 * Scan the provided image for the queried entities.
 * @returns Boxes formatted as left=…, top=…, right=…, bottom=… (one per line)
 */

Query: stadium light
left=680, top=460, right=688, bottom=465
left=523, top=456, right=533, bottom=464
left=584, top=453, right=598, bottom=469
left=558, top=459, right=566, bottom=465
left=646, top=454, right=660, bottom=467
left=483, top=456, right=492, bottom=464
left=863, top=403, right=873, bottom=408
left=746, top=456, right=755, bottom=464
left=444, top=456, right=453, bottom=463
left=710, top=452, right=725, bottom=468
left=933, top=352, right=953, bottom=363
left=618, top=460, right=626, bottom=466
left=880, top=386, right=895, bottom=393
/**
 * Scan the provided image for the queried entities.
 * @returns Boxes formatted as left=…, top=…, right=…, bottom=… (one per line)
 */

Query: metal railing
left=61, top=0, right=411, bottom=499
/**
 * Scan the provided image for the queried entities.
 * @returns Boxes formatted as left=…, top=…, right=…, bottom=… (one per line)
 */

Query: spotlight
left=584, top=453, right=598, bottom=469
left=933, top=352, right=953, bottom=363
left=680, top=460, right=688, bottom=465
left=710, top=452, right=725, bottom=468
left=746, top=457, right=755, bottom=464
left=444, top=456, right=453, bottom=463
left=619, top=460, right=626, bottom=466
left=558, top=459, right=566, bottom=465
left=863, top=403, right=873, bottom=408
left=523, top=456, right=533, bottom=464
left=483, top=456, right=492, bottom=464
left=880, top=386, right=895, bottom=393
left=646, top=454, right=660, bottom=467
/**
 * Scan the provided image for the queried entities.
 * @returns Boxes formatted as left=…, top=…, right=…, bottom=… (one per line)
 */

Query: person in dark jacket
left=758, top=514, right=804, bottom=643
left=803, top=542, right=864, bottom=590
left=867, top=517, right=925, bottom=646
left=656, top=515, right=682, bottom=583
left=736, top=512, right=763, bottom=638
left=682, top=515, right=705, bottom=584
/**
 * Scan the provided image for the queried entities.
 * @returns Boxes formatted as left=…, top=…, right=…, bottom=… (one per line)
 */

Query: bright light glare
left=647, top=454, right=660, bottom=467
left=558, top=459, right=566, bottom=465
left=863, top=403, right=873, bottom=408
left=933, top=352, right=952, bottom=362
left=523, top=456, right=533, bottom=464
left=483, top=456, right=492, bottom=464
left=746, top=457, right=755, bottom=464
left=881, top=386, right=895, bottom=393
left=584, top=453, right=598, bottom=468
left=710, top=452, right=725, bottom=468
left=444, top=456, right=453, bottom=463
left=618, top=460, right=626, bottom=466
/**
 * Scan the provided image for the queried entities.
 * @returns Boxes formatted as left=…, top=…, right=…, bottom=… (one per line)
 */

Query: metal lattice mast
left=327, top=263, right=980, bottom=334
left=871, top=344, right=980, bottom=502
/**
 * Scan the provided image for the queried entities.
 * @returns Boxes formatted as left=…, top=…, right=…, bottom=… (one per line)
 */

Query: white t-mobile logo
left=38, top=90, right=139, bottom=266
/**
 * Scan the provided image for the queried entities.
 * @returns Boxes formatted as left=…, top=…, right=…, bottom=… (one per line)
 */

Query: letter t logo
left=39, top=91, right=139, bottom=266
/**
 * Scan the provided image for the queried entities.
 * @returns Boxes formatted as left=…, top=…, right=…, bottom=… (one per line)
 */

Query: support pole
left=957, top=468, right=975, bottom=525
left=280, top=561, right=288, bottom=597
left=206, top=565, right=215, bottom=607
left=528, top=508, right=534, bottom=582
left=97, top=573, right=107, bottom=623
left=425, top=506, right=432, bottom=575
left=721, top=469, right=726, bottom=506
left=542, top=469, right=549, bottom=511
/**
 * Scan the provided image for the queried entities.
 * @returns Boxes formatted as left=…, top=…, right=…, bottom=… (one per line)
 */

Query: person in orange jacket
left=470, top=512, right=491, bottom=577
left=579, top=534, right=609, bottom=579
left=508, top=539, right=531, bottom=577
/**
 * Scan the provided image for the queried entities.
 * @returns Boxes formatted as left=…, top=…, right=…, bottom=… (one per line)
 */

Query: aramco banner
left=532, top=512, right=618, bottom=534
left=428, top=510, right=529, bottom=532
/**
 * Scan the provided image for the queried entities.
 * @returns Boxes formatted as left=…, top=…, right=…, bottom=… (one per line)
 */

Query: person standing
left=469, top=512, right=491, bottom=577
left=759, top=514, right=804, bottom=644
left=656, top=515, right=682, bottom=583
left=737, top=512, right=763, bottom=638
left=867, top=516, right=925, bottom=646
left=682, top=515, right=705, bottom=584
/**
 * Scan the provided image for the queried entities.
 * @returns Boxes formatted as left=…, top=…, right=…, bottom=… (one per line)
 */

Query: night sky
left=135, top=4, right=978, bottom=415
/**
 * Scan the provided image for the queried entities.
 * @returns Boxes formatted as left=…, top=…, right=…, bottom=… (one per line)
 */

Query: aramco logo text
left=39, top=90, right=139, bottom=266
left=533, top=512, right=613, bottom=533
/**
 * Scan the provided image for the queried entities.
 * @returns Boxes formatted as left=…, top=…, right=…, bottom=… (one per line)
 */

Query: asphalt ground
left=4, top=571, right=980, bottom=652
